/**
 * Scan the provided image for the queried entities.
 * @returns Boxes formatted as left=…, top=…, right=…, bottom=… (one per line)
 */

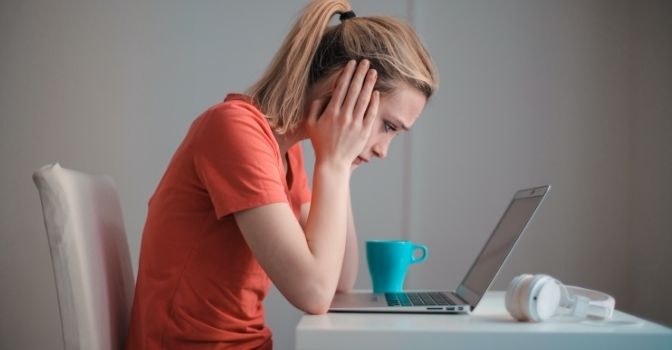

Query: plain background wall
left=629, top=0, right=672, bottom=327
left=1, top=1, right=670, bottom=349
left=409, top=0, right=635, bottom=304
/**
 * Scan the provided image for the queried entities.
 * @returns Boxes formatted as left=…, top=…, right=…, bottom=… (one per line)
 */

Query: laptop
left=329, top=185, right=550, bottom=314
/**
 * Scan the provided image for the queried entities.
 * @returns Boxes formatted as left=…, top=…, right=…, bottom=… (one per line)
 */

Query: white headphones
left=505, top=274, right=615, bottom=322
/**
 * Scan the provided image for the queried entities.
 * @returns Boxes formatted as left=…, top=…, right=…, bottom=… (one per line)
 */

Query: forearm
left=337, top=192, right=359, bottom=292
left=303, top=161, right=350, bottom=300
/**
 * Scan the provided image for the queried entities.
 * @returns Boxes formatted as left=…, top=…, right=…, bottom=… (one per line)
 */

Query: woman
left=126, top=0, right=438, bottom=349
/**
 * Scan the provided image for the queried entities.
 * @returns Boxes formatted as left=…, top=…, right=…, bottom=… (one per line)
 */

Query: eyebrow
left=388, top=115, right=410, bottom=131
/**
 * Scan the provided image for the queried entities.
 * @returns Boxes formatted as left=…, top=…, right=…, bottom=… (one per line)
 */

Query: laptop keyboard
left=385, top=292, right=456, bottom=307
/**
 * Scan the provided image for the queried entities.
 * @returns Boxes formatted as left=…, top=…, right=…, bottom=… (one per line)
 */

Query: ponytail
left=246, top=0, right=352, bottom=134
left=246, top=0, right=438, bottom=134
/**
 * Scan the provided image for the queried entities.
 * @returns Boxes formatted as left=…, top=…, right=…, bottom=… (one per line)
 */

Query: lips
left=354, top=156, right=369, bottom=165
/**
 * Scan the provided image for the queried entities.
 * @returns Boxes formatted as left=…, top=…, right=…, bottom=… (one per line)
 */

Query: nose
left=372, top=139, right=391, bottom=159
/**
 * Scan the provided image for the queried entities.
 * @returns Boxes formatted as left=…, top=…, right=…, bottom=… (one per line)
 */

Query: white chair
left=33, top=163, right=135, bottom=350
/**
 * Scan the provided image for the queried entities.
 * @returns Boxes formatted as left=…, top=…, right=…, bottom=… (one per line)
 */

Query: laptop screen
left=457, top=187, right=547, bottom=308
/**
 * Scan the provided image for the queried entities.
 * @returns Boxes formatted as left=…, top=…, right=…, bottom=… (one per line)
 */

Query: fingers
left=352, top=68, right=377, bottom=119
left=363, top=91, right=380, bottom=133
left=327, top=60, right=357, bottom=112
left=341, top=60, right=371, bottom=115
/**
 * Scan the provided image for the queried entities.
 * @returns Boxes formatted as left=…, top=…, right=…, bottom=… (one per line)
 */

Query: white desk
left=296, top=291, right=672, bottom=350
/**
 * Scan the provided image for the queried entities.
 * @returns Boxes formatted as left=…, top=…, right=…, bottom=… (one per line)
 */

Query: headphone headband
left=506, top=274, right=615, bottom=322
left=563, top=285, right=615, bottom=319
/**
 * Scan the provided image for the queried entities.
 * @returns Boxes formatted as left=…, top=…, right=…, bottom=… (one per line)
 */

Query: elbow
left=295, top=295, right=332, bottom=315
left=299, top=287, right=334, bottom=315
left=302, top=301, right=330, bottom=315
left=290, top=279, right=335, bottom=315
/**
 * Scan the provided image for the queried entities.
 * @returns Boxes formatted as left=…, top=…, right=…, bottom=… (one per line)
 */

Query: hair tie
left=339, top=10, right=356, bottom=22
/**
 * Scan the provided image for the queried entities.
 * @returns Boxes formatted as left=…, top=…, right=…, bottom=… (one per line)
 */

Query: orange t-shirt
left=125, top=94, right=312, bottom=350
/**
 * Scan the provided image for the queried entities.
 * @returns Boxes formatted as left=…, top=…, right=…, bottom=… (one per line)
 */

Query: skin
left=234, top=59, right=427, bottom=314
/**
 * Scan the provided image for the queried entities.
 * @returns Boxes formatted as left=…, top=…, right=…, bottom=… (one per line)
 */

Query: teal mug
left=366, top=240, right=428, bottom=294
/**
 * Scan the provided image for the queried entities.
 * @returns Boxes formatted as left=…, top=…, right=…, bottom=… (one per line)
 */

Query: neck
left=273, top=124, right=308, bottom=156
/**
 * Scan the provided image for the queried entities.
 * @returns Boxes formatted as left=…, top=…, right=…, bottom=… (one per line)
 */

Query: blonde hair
left=245, top=0, right=438, bottom=134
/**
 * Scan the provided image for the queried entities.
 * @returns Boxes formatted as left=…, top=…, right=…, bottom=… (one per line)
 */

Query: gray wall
left=629, top=0, right=672, bottom=327
left=1, top=1, right=670, bottom=349
left=409, top=0, right=635, bottom=305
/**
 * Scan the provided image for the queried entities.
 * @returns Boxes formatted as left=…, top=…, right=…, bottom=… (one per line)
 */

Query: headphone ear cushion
left=520, top=274, right=545, bottom=321
left=524, top=274, right=562, bottom=322
left=506, top=274, right=532, bottom=321
left=534, top=279, right=562, bottom=321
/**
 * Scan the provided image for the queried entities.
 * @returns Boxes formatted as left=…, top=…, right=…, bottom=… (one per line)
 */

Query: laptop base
left=329, top=290, right=470, bottom=314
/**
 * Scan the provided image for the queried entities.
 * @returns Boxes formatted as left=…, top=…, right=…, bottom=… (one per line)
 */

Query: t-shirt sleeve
left=191, top=102, right=288, bottom=219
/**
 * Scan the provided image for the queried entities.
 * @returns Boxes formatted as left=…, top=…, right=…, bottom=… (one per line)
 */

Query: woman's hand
left=306, top=59, right=379, bottom=168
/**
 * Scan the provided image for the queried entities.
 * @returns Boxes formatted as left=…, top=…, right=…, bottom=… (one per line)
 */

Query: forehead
left=378, top=86, right=427, bottom=126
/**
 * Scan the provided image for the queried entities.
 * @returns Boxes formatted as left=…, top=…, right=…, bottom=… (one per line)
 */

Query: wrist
left=315, top=158, right=351, bottom=175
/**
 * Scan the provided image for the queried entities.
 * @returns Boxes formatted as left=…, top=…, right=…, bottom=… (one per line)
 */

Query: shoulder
left=204, top=94, right=266, bottom=127
left=194, top=94, right=275, bottom=147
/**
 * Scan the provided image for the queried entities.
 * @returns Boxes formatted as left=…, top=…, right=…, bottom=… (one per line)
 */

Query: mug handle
left=410, top=243, right=428, bottom=264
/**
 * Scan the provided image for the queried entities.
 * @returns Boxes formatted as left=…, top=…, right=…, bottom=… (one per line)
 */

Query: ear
left=306, top=98, right=328, bottom=125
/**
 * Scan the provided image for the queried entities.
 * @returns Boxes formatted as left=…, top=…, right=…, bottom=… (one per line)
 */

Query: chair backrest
left=33, top=163, right=134, bottom=350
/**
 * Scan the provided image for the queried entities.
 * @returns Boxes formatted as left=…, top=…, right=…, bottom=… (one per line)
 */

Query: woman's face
left=352, top=85, right=425, bottom=168
left=307, top=72, right=427, bottom=168
left=306, top=71, right=427, bottom=169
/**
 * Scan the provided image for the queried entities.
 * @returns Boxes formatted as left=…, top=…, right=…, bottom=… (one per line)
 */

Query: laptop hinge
left=450, top=291, right=470, bottom=305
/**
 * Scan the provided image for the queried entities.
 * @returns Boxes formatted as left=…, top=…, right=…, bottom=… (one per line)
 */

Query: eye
left=383, top=121, right=398, bottom=133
